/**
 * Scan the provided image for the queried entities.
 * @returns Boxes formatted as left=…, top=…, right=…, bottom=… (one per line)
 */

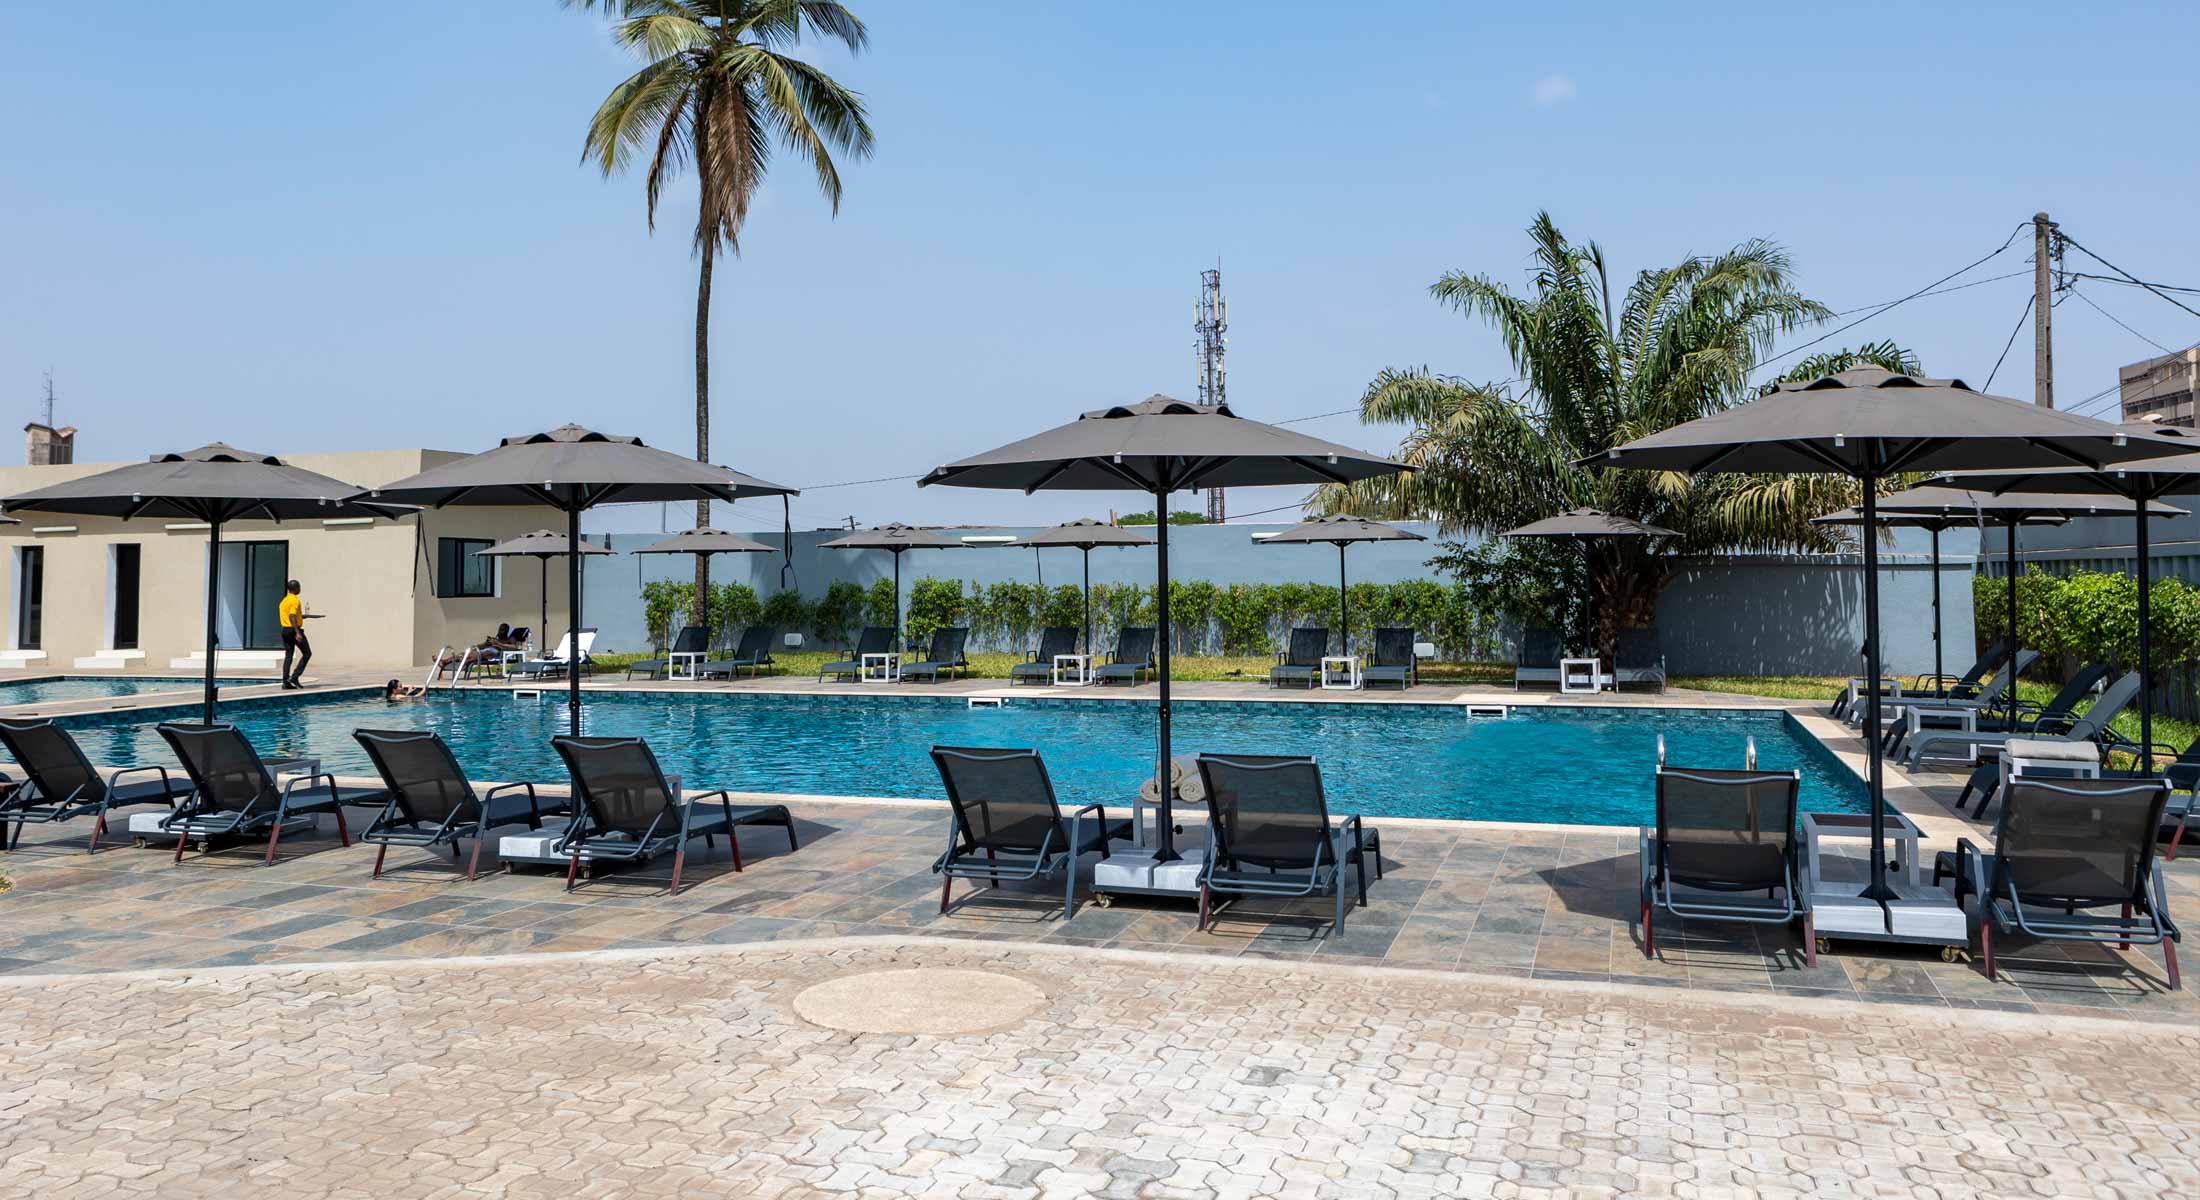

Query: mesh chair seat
left=1010, top=628, right=1079, bottom=684
left=1268, top=628, right=1330, bottom=689
left=1641, top=764, right=1807, bottom=961
left=930, top=746, right=1122, bottom=919
left=552, top=736, right=782, bottom=894
left=0, top=719, right=194, bottom=854
left=156, top=723, right=369, bottom=865
left=355, top=729, right=545, bottom=880
left=1195, top=754, right=1380, bottom=933
left=1095, top=628, right=1156, bottom=684
left=820, top=627, right=896, bottom=680
left=903, top=628, right=971, bottom=682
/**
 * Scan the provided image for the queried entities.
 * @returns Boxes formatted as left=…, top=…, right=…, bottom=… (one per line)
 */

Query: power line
left=2058, top=232, right=2200, bottom=322
left=1753, top=222, right=2031, bottom=376
left=1982, top=292, right=2036, bottom=393
left=1826, top=268, right=2031, bottom=317
left=2068, top=286, right=2174, bottom=355
left=800, top=471, right=924, bottom=491
left=2065, top=270, right=2200, bottom=297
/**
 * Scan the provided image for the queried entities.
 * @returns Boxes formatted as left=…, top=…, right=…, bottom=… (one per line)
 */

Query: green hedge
left=1973, top=568, right=2200, bottom=673
left=897, top=576, right=1499, bottom=659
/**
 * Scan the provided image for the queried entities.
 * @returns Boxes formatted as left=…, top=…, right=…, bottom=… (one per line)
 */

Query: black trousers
left=281, top=626, right=311, bottom=682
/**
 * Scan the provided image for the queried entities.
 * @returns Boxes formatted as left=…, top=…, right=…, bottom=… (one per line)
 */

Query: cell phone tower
left=1195, top=265, right=1228, bottom=521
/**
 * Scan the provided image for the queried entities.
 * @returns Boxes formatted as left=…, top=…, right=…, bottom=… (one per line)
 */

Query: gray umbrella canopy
left=1943, top=428, right=2200, bottom=771
left=363, top=425, right=798, bottom=734
left=1258, top=516, right=1425, bottom=655
left=478, top=530, right=614, bottom=655
left=1008, top=519, right=1151, bottom=655
left=1595, top=369, right=2188, bottom=919
left=1500, top=508, right=1677, bottom=539
left=0, top=443, right=414, bottom=722
left=821, top=524, right=962, bottom=646
left=633, top=527, right=775, bottom=556
left=923, top=395, right=1411, bottom=865
left=633, top=527, right=776, bottom=647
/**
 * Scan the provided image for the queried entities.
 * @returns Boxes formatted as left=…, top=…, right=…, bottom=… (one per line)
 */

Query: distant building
left=24, top=422, right=75, bottom=466
left=2119, top=348, right=2200, bottom=427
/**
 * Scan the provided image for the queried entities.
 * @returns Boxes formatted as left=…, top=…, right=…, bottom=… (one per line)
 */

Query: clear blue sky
left=6, top=2, right=2199, bottom=533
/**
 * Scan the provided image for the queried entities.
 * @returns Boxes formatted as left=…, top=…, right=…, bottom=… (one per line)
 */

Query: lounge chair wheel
left=1814, top=937, right=1832, bottom=956
left=1939, top=945, right=1965, bottom=963
left=1092, top=891, right=1113, bottom=909
left=132, top=836, right=147, bottom=848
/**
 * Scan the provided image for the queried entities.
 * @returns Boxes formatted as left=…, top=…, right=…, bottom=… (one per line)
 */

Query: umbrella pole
left=699, top=553, right=711, bottom=650
left=2007, top=518, right=2019, bottom=670
left=893, top=551, right=903, bottom=650
left=2139, top=500, right=2154, bottom=775
left=1859, top=476, right=1897, bottom=912
left=539, top=558, right=549, bottom=657
left=1930, top=528, right=1944, bottom=698
left=567, top=506, right=582, bottom=736
left=1082, top=547, right=1092, bottom=655
left=1337, top=544, right=1350, bottom=658
left=203, top=519, right=221, bottom=724
left=1154, top=488, right=1177, bottom=863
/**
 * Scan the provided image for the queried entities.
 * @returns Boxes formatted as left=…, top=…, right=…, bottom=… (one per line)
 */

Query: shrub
left=905, top=577, right=966, bottom=646
left=863, top=578, right=898, bottom=630
left=811, top=581, right=865, bottom=648
left=759, top=588, right=810, bottom=637
left=1973, top=568, right=2200, bottom=677
left=712, top=583, right=761, bottom=652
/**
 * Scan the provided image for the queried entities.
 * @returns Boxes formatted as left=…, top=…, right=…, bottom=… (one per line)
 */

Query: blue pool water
left=0, top=676, right=252, bottom=707
left=54, top=691, right=1868, bottom=826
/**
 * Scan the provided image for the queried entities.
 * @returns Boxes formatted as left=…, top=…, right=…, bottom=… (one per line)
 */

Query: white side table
left=1902, top=704, right=1979, bottom=762
left=1560, top=657, right=1603, bottom=694
left=860, top=652, right=900, bottom=683
left=668, top=651, right=707, bottom=680
left=1052, top=653, right=1094, bottom=687
left=1320, top=655, right=1362, bottom=691
left=1801, top=809, right=1924, bottom=889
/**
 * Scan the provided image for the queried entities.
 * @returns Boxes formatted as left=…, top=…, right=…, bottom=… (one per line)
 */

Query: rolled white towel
left=1136, top=755, right=1208, bottom=805
left=2003, top=737, right=2099, bottom=764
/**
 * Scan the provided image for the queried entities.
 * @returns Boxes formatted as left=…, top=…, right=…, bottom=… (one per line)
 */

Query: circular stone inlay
left=792, top=968, right=1047, bottom=1035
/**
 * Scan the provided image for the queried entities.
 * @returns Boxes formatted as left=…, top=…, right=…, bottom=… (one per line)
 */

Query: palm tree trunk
left=693, top=236, right=714, bottom=638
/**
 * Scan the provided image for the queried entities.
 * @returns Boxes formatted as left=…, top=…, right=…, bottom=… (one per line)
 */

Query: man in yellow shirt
left=278, top=580, right=310, bottom=689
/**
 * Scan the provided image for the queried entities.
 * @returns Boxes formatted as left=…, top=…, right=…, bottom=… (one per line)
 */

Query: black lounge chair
left=698, top=626, right=778, bottom=679
left=1513, top=628, right=1562, bottom=689
left=1009, top=626, right=1079, bottom=686
left=902, top=627, right=970, bottom=683
left=1638, top=759, right=1811, bottom=964
left=1361, top=627, right=1418, bottom=690
left=929, top=746, right=1129, bottom=920
left=1942, top=777, right=2182, bottom=989
left=1267, top=627, right=1330, bottom=689
left=1894, top=660, right=2110, bottom=760
left=1194, top=754, right=1380, bottom=933
left=1094, top=626, right=1156, bottom=685
left=1613, top=628, right=1666, bottom=692
left=1868, top=650, right=2039, bottom=752
left=0, top=719, right=194, bottom=854
left=819, top=625, right=895, bottom=681
left=354, top=729, right=552, bottom=880
left=155, top=722, right=381, bottom=865
left=550, top=735, right=796, bottom=895
left=1833, top=637, right=2011, bottom=719
left=626, top=625, right=708, bottom=680
left=1903, top=669, right=2138, bottom=770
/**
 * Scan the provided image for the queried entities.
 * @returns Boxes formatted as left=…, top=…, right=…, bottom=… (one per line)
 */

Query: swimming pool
left=0, top=676, right=258, bottom=707
left=54, top=691, right=1868, bottom=826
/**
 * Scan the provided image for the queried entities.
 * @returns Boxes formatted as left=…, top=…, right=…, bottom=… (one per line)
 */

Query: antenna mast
left=1195, top=265, right=1228, bottom=521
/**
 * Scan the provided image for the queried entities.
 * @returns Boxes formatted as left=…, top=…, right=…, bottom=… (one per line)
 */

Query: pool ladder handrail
left=1655, top=733, right=1758, bottom=770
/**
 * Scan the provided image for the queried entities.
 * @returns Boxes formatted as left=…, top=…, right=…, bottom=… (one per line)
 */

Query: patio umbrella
left=921, top=394, right=1409, bottom=862
left=475, top=529, right=613, bottom=656
left=1591, top=368, right=2186, bottom=916
left=361, top=424, right=797, bottom=734
left=1007, top=518, right=1151, bottom=653
left=1500, top=508, right=1675, bottom=658
left=0, top=443, right=413, bottom=722
left=1815, top=486, right=2176, bottom=698
left=1256, top=515, right=1425, bottom=656
left=1944, top=424, right=2200, bottom=771
left=820, top=523, right=962, bottom=646
left=632, top=527, right=775, bottom=649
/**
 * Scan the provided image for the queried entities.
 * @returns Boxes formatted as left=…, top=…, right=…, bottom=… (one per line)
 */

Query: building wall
left=0, top=449, right=551, bottom=671
left=578, top=520, right=1978, bottom=677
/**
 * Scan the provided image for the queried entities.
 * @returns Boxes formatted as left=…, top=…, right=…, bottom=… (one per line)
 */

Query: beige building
left=2119, top=347, right=2200, bottom=428
left=0, top=448, right=560, bottom=674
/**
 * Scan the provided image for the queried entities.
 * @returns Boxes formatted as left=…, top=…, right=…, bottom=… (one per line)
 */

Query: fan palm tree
left=569, top=0, right=875, bottom=628
left=1316, top=212, right=1916, bottom=656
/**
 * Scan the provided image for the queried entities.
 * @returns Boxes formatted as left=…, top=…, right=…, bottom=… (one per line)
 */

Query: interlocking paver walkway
left=2, top=936, right=2194, bottom=1198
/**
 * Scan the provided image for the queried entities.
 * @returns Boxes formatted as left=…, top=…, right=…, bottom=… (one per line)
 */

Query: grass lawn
left=587, top=650, right=1513, bottom=686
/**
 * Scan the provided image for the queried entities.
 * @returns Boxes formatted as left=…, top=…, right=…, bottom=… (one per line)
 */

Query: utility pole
left=1195, top=265, right=1228, bottom=521
left=2033, top=212, right=2059, bottom=407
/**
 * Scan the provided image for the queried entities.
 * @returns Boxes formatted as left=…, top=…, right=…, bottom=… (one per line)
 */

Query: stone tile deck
left=3, top=937, right=2195, bottom=1198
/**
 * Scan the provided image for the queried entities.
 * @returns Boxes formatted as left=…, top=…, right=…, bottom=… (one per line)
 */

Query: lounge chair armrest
left=105, top=764, right=177, bottom=798
left=279, top=772, right=338, bottom=805
left=2150, top=862, right=2182, bottom=941
left=481, top=780, right=541, bottom=822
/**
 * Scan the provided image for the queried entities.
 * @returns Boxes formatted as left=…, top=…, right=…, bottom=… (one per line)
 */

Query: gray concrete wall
left=576, top=519, right=1979, bottom=678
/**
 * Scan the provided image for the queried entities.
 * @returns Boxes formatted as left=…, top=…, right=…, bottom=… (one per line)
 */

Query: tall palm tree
left=569, top=0, right=875, bottom=630
left=1316, top=212, right=1914, bottom=656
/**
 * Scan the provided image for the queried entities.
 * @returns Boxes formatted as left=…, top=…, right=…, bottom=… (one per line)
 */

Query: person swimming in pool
left=384, top=679, right=427, bottom=702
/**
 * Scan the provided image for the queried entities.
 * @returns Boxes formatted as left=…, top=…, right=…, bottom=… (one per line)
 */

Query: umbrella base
left=1091, top=848, right=1202, bottom=899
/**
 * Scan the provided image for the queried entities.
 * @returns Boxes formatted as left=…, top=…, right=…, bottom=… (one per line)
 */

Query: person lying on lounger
left=384, top=679, right=428, bottom=703
left=471, top=624, right=523, bottom=654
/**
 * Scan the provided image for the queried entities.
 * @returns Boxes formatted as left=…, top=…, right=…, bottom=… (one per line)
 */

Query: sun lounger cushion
left=2003, top=737, right=2100, bottom=763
